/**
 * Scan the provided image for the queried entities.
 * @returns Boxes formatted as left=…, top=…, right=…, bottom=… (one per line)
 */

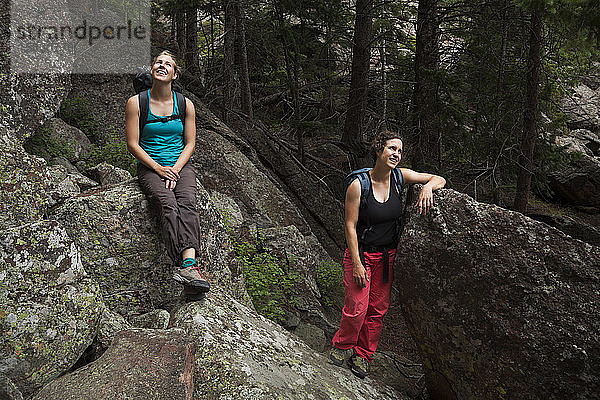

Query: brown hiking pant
left=137, top=161, right=200, bottom=266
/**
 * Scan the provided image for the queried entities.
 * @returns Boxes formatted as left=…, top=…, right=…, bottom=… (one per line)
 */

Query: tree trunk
left=222, top=0, right=236, bottom=122
left=184, top=2, right=199, bottom=75
left=412, top=0, right=441, bottom=170
left=234, top=0, right=253, bottom=117
left=342, top=0, right=373, bottom=164
left=175, top=6, right=185, bottom=57
left=513, top=8, right=543, bottom=213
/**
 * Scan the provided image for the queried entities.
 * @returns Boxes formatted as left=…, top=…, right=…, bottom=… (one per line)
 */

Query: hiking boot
left=173, top=258, right=211, bottom=293
left=329, top=347, right=348, bottom=367
left=347, top=354, right=369, bottom=379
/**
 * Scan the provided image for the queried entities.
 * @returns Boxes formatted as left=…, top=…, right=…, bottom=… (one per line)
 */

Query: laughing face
left=151, top=54, right=177, bottom=82
left=378, top=138, right=403, bottom=168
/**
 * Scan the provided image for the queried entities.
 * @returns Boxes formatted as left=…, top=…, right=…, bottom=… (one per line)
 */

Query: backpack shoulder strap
left=175, top=91, right=186, bottom=127
left=392, top=168, right=403, bottom=195
left=344, top=168, right=372, bottom=208
left=138, top=89, right=149, bottom=135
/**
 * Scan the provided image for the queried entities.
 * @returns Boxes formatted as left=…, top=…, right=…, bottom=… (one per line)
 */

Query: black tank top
left=356, top=173, right=403, bottom=247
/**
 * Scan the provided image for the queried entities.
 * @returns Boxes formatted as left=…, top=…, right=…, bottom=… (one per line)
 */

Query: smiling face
left=151, top=53, right=178, bottom=82
left=376, top=138, right=403, bottom=168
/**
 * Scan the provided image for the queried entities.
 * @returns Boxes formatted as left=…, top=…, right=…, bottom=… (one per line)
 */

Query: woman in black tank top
left=329, top=130, right=446, bottom=379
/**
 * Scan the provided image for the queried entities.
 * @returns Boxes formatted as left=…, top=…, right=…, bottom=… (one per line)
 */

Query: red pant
left=332, top=248, right=395, bottom=362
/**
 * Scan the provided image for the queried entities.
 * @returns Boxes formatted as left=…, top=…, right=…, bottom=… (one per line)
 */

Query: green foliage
left=223, top=219, right=299, bottom=323
left=86, top=140, right=137, bottom=177
left=23, top=125, right=75, bottom=161
left=59, top=97, right=99, bottom=141
left=315, top=260, right=343, bottom=307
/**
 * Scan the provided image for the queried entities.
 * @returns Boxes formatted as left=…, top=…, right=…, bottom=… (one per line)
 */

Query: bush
left=316, top=260, right=343, bottom=307
left=59, top=97, right=99, bottom=141
left=228, top=224, right=299, bottom=323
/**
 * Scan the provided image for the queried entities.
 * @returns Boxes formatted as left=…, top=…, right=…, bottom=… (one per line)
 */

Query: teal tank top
left=139, top=89, right=185, bottom=167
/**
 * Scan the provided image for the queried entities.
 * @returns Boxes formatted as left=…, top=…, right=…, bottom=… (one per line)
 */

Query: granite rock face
left=0, top=221, right=103, bottom=399
left=50, top=180, right=249, bottom=316
left=32, top=329, right=196, bottom=400
left=395, top=186, right=600, bottom=400
left=172, top=289, right=406, bottom=400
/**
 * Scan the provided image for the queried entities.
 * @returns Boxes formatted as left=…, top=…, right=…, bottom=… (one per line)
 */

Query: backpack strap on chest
left=138, top=90, right=187, bottom=135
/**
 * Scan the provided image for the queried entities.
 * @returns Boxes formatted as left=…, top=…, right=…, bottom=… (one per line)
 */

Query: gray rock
left=293, top=320, right=327, bottom=352
left=548, top=153, right=600, bottom=207
left=555, top=135, right=594, bottom=156
left=172, top=289, right=406, bottom=399
left=395, top=185, right=600, bottom=399
left=23, top=118, right=92, bottom=163
left=0, top=374, right=23, bottom=400
left=528, top=213, right=600, bottom=247
left=32, top=329, right=196, bottom=400
left=97, top=309, right=131, bottom=349
left=0, top=146, right=53, bottom=229
left=0, top=220, right=103, bottom=398
left=44, top=164, right=81, bottom=206
left=571, top=129, right=600, bottom=155
left=86, top=162, right=133, bottom=186
left=561, top=84, right=600, bottom=131
left=220, top=106, right=346, bottom=258
left=262, top=225, right=339, bottom=335
left=130, top=309, right=171, bottom=330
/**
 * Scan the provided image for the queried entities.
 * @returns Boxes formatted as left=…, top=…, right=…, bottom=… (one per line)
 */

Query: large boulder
left=172, top=288, right=405, bottom=399
left=395, top=186, right=600, bottom=399
left=23, top=118, right=93, bottom=163
left=50, top=179, right=249, bottom=316
left=0, top=0, right=71, bottom=145
left=32, top=329, right=196, bottom=400
left=548, top=153, right=600, bottom=208
left=0, top=220, right=103, bottom=399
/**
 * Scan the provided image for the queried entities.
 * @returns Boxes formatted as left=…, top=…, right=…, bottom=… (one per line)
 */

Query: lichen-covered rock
left=32, top=329, right=196, bottom=400
left=86, top=162, right=133, bottom=186
left=395, top=186, right=600, bottom=399
left=172, top=289, right=405, bottom=399
left=130, top=309, right=170, bottom=330
left=0, top=146, right=52, bottom=229
left=23, top=118, right=92, bottom=163
left=193, top=120, right=311, bottom=232
left=96, top=309, right=131, bottom=349
left=0, top=0, right=71, bottom=146
left=0, top=220, right=103, bottom=398
left=0, top=374, right=23, bottom=400
left=51, top=180, right=248, bottom=315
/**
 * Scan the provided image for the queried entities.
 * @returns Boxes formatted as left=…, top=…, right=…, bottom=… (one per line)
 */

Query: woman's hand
left=165, top=179, right=177, bottom=190
left=154, top=165, right=180, bottom=182
left=353, top=262, right=369, bottom=288
left=417, top=184, right=434, bottom=215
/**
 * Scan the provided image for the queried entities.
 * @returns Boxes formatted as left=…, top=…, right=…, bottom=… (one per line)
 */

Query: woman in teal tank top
left=126, top=51, right=210, bottom=294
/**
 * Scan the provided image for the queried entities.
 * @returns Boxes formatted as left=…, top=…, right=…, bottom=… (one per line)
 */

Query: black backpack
left=132, top=67, right=186, bottom=134
left=343, top=167, right=404, bottom=209
left=343, top=167, right=404, bottom=244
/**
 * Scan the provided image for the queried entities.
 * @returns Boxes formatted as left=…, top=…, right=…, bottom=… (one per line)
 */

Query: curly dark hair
left=370, top=129, right=403, bottom=162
